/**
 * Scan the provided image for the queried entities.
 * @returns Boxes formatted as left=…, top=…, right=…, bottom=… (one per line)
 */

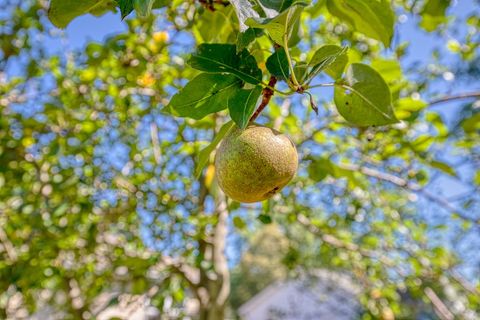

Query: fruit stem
left=249, top=76, right=278, bottom=123
left=283, top=31, right=300, bottom=90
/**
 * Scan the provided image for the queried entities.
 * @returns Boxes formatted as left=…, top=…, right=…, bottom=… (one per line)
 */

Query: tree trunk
left=198, top=304, right=226, bottom=320
left=197, top=191, right=230, bottom=320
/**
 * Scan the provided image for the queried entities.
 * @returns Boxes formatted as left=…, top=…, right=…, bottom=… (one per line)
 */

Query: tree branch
left=338, top=163, right=479, bottom=224
left=296, top=213, right=395, bottom=267
left=157, top=255, right=200, bottom=289
left=212, top=191, right=230, bottom=306
left=424, top=287, right=455, bottom=320
left=249, top=76, right=278, bottom=123
left=150, top=122, right=161, bottom=165
left=450, top=271, right=480, bottom=296
left=0, top=227, right=17, bottom=262
left=428, top=92, right=480, bottom=107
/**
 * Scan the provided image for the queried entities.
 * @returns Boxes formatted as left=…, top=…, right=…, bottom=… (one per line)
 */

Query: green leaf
left=133, top=0, right=154, bottom=17
left=195, top=121, right=235, bottom=178
left=258, top=0, right=296, bottom=13
left=429, top=160, right=457, bottom=177
left=165, top=73, right=242, bottom=120
left=334, top=63, right=398, bottom=126
left=152, top=0, right=169, bottom=8
left=228, top=86, right=262, bottom=129
left=188, top=44, right=262, bottom=85
left=308, top=45, right=348, bottom=80
left=48, top=0, right=116, bottom=28
left=257, top=214, right=272, bottom=224
left=461, top=113, right=480, bottom=133
left=266, top=49, right=290, bottom=80
left=116, top=0, right=134, bottom=19
left=307, top=158, right=331, bottom=181
left=230, top=0, right=260, bottom=32
left=420, top=0, right=451, bottom=32
left=193, top=6, right=236, bottom=43
left=326, top=0, right=394, bottom=46
left=233, top=216, right=247, bottom=229
left=474, top=171, right=480, bottom=186
left=245, top=2, right=307, bottom=45
left=293, top=62, right=309, bottom=84
left=118, top=0, right=168, bottom=19
left=371, top=59, right=402, bottom=84
left=394, top=98, right=427, bottom=120
left=308, top=158, right=363, bottom=187
left=237, top=28, right=260, bottom=52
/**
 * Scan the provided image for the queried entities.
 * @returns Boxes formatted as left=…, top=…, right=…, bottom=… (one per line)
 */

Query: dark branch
left=250, top=76, right=278, bottom=123
left=198, top=0, right=229, bottom=11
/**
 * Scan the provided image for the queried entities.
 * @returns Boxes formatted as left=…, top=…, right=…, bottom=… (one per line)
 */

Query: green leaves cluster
left=166, top=43, right=263, bottom=129
left=48, top=0, right=399, bottom=127
left=48, top=0, right=168, bottom=28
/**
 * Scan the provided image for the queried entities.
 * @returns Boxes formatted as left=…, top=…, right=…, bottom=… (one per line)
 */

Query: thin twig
left=429, top=92, right=480, bottom=107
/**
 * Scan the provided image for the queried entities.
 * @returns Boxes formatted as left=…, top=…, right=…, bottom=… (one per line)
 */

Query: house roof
left=238, top=269, right=361, bottom=320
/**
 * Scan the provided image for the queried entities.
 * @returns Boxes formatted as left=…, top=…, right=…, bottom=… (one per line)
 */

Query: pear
left=215, top=124, right=298, bottom=203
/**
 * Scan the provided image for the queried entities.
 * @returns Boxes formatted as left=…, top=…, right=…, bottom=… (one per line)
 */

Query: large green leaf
left=326, top=0, right=394, bottom=46
left=188, top=44, right=262, bottom=85
left=245, top=2, right=307, bottom=45
left=308, top=45, right=348, bottom=81
left=195, top=121, right=235, bottom=178
left=48, top=0, right=116, bottom=28
left=228, top=86, right=262, bottom=129
left=165, top=73, right=242, bottom=120
left=334, top=63, right=398, bottom=126
left=266, top=49, right=290, bottom=80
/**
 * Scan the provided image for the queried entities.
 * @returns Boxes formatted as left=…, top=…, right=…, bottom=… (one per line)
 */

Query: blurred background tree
left=0, top=0, right=479, bottom=319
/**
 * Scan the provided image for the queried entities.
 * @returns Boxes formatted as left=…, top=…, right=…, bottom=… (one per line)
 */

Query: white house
left=238, top=270, right=361, bottom=320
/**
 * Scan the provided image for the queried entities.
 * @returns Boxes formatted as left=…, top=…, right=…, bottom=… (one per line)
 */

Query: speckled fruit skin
left=215, top=124, right=298, bottom=203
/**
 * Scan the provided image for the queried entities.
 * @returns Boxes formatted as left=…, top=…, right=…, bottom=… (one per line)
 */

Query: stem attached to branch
left=249, top=76, right=278, bottom=123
